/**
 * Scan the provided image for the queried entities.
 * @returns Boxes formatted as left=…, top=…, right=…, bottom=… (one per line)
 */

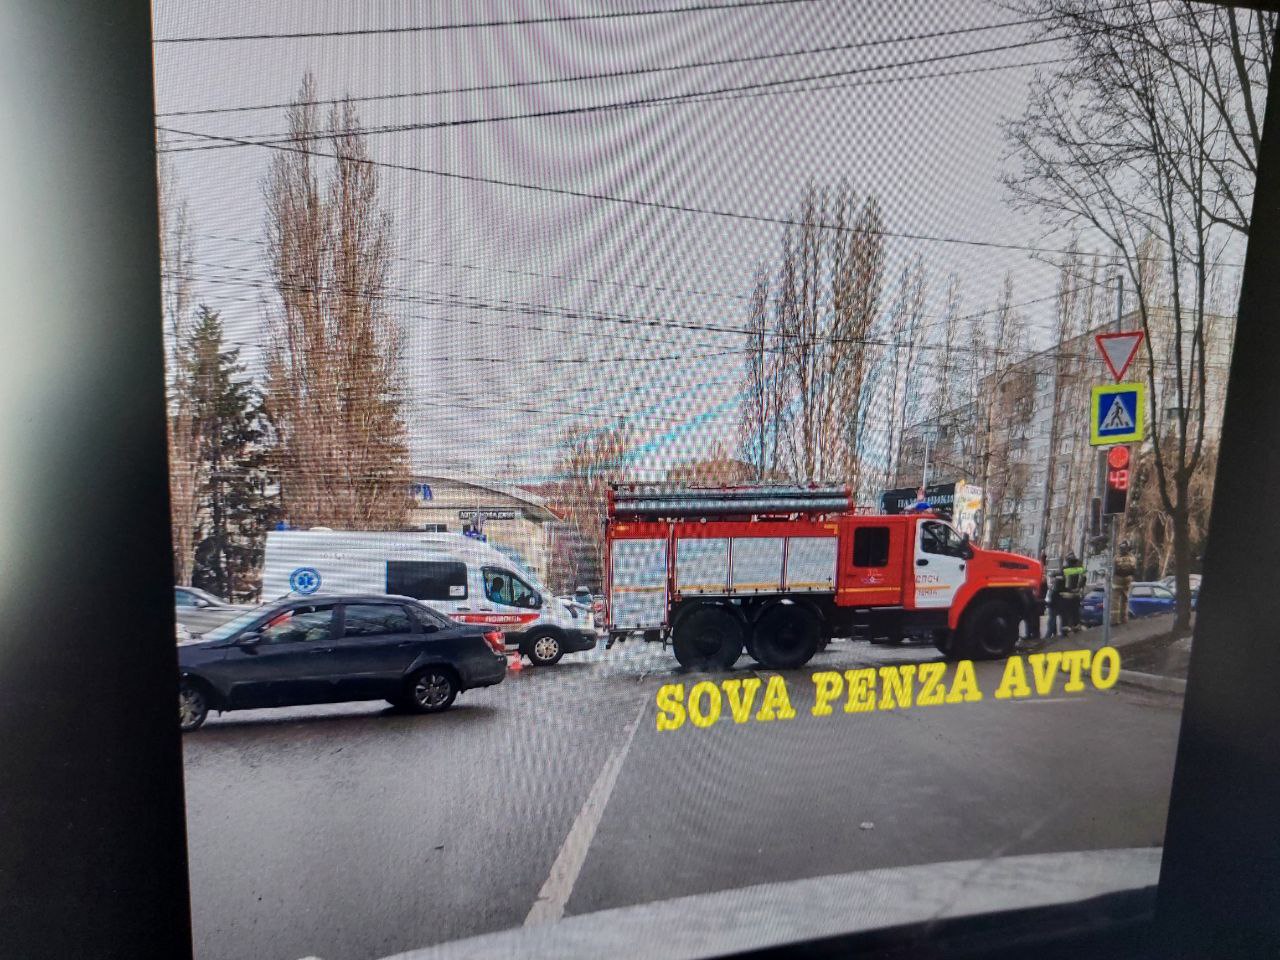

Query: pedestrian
left=1061, top=552, right=1086, bottom=633
left=1112, top=539, right=1138, bottom=626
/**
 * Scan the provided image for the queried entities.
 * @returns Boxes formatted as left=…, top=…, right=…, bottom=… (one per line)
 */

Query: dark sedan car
left=177, top=594, right=507, bottom=731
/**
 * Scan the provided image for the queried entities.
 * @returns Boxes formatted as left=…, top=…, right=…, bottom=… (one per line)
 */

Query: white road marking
left=524, top=700, right=646, bottom=927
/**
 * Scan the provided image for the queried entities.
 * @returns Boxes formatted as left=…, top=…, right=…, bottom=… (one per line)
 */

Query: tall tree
left=884, top=254, right=928, bottom=489
left=263, top=75, right=410, bottom=530
left=739, top=265, right=786, bottom=479
left=974, top=274, right=1029, bottom=545
left=550, top=424, right=634, bottom=592
left=764, top=184, right=884, bottom=486
left=184, top=306, right=275, bottom=601
left=1003, top=0, right=1266, bottom=628
left=159, top=163, right=200, bottom=586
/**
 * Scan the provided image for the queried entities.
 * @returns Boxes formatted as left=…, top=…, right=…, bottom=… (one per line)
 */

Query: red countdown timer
left=1104, top=444, right=1131, bottom=514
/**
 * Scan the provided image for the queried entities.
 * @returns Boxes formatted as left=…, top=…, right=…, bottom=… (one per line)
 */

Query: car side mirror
left=529, top=593, right=542, bottom=609
left=961, top=542, right=974, bottom=560
left=238, top=630, right=263, bottom=648
left=194, top=598, right=211, bottom=608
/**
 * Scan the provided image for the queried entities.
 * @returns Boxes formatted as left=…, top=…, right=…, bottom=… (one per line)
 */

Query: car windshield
left=197, top=606, right=268, bottom=643
left=152, top=1, right=1260, bottom=957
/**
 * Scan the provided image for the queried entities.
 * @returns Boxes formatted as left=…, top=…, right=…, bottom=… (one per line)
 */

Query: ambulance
left=262, top=529, right=597, bottom=666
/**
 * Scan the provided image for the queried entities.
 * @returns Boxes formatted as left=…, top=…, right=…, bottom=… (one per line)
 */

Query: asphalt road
left=183, top=636, right=1183, bottom=960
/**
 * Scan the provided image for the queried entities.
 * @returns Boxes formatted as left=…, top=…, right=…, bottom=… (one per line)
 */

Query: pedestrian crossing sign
left=1090, top=382, right=1145, bottom=446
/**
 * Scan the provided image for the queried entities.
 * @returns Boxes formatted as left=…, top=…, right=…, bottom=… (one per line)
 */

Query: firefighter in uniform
left=1112, top=540, right=1138, bottom=626
left=1061, top=553, right=1086, bottom=633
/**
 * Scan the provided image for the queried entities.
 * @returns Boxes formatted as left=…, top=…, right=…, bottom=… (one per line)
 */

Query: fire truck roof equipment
left=608, top=484, right=853, bottom=519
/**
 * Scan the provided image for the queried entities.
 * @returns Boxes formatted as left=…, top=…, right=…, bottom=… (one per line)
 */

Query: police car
left=261, top=529, right=597, bottom=666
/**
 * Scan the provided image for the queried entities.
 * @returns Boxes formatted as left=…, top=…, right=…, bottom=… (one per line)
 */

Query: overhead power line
left=160, top=35, right=1062, bottom=151
left=155, top=11, right=1063, bottom=117
left=152, top=0, right=832, bottom=44
left=169, top=261, right=1218, bottom=372
left=192, top=230, right=750, bottom=303
left=154, top=125, right=1111, bottom=260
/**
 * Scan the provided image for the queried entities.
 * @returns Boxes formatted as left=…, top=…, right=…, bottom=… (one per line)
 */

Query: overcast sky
left=152, top=0, right=1121, bottom=484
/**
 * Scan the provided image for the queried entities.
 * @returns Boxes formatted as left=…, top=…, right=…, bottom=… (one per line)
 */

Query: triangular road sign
left=1096, top=331, right=1144, bottom=381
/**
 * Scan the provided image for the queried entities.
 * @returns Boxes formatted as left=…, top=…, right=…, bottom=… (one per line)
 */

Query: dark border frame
left=1, top=2, right=1277, bottom=958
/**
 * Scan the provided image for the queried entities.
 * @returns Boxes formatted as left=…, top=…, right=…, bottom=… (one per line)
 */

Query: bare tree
left=550, top=424, right=634, bottom=590
left=739, top=266, right=785, bottom=479
left=884, top=254, right=928, bottom=489
left=159, top=161, right=200, bottom=585
left=1003, top=1, right=1264, bottom=629
left=975, top=274, right=1029, bottom=545
left=765, top=184, right=884, bottom=486
left=932, top=274, right=963, bottom=427
left=263, top=76, right=410, bottom=531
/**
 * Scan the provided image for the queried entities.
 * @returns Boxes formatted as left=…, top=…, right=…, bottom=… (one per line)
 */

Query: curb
left=1117, top=669, right=1186, bottom=695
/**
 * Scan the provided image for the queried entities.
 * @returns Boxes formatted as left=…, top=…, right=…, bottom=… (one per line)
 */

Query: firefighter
left=1046, top=562, right=1066, bottom=638
left=1061, top=552, right=1086, bottom=633
left=1112, top=539, right=1139, bottom=626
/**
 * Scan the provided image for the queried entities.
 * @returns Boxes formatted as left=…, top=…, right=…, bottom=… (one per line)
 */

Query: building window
left=418, top=523, right=448, bottom=533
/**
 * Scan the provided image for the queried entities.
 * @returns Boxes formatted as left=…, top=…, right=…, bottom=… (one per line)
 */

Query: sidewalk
left=1028, top=613, right=1191, bottom=695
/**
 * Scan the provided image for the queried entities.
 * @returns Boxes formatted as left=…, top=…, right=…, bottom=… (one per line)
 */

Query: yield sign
left=1095, top=331, right=1144, bottom=381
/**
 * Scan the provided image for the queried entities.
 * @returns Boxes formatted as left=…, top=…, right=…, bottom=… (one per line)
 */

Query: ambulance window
left=483, top=568, right=540, bottom=608
left=852, top=527, right=890, bottom=567
left=386, top=560, right=467, bottom=601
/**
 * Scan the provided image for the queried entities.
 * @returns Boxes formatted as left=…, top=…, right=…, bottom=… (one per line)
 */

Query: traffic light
left=1103, top=444, right=1131, bottom=515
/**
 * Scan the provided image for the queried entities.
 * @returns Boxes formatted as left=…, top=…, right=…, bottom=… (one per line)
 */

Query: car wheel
left=406, top=667, right=458, bottom=713
left=523, top=631, right=564, bottom=667
left=179, top=681, right=208, bottom=733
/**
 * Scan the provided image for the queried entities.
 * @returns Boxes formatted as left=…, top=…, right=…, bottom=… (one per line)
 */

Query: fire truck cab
left=604, top=485, right=1042, bottom=671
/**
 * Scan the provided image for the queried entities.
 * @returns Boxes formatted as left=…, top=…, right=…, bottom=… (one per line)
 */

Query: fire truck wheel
left=932, top=628, right=957, bottom=658
left=752, top=603, right=822, bottom=670
left=672, top=605, right=745, bottom=672
left=959, top=598, right=1020, bottom=660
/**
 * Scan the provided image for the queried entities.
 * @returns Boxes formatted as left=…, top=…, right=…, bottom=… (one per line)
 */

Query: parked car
left=1081, top=581, right=1192, bottom=626
left=174, top=586, right=256, bottom=636
left=177, top=594, right=507, bottom=732
left=1158, top=574, right=1202, bottom=598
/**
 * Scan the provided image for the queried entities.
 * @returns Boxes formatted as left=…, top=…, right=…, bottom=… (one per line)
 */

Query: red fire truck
left=603, top=484, right=1042, bottom=670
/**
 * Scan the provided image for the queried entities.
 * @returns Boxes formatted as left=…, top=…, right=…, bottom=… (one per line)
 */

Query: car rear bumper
left=462, top=653, right=508, bottom=689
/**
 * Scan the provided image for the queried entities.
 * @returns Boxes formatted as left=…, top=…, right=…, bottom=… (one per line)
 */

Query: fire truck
left=603, top=484, right=1042, bottom=670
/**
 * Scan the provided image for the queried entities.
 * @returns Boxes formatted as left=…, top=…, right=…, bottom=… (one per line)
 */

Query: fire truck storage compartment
left=610, top=538, right=668, bottom=629
left=730, top=537, right=785, bottom=593
left=675, top=537, right=729, bottom=595
left=784, top=536, right=838, bottom=591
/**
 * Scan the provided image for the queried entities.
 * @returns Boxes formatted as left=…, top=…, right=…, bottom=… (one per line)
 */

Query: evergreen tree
left=185, top=306, right=275, bottom=600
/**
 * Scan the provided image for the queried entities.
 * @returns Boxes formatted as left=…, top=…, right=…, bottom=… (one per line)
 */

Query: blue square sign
left=1090, top=382, right=1146, bottom=445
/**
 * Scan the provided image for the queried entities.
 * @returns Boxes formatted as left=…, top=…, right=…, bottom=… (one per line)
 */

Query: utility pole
left=921, top=426, right=934, bottom=490
left=1101, top=272, right=1125, bottom=646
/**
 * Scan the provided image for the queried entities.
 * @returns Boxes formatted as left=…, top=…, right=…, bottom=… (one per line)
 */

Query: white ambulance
left=261, top=529, right=597, bottom=666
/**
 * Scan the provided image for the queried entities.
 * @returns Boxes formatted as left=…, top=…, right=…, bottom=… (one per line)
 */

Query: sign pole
left=1102, top=515, right=1115, bottom=648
